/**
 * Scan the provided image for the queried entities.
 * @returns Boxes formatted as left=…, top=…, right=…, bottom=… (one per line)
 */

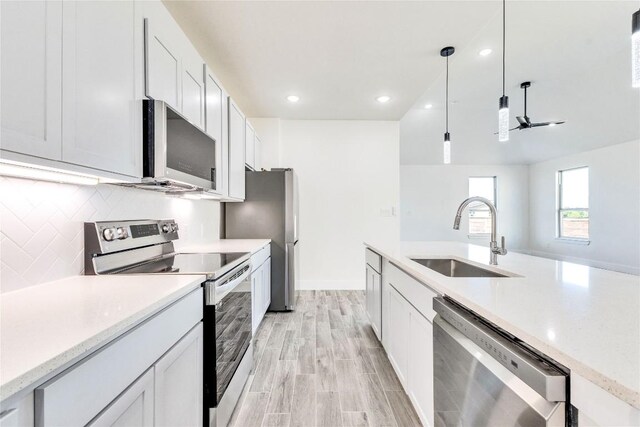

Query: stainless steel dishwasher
left=433, top=297, right=576, bottom=427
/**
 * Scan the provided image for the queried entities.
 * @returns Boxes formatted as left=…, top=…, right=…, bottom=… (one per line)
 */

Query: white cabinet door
left=245, top=121, right=255, bottom=170
left=1, top=0, right=62, bottom=160
left=407, top=305, right=434, bottom=427
left=228, top=99, right=246, bottom=200
left=205, top=66, right=225, bottom=196
left=61, top=0, right=141, bottom=178
left=87, top=369, right=154, bottom=427
left=0, top=392, right=34, bottom=427
left=365, top=265, right=382, bottom=341
left=387, top=285, right=409, bottom=386
left=144, top=11, right=181, bottom=111
left=255, top=136, right=262, bottom=171
left=180, top=47, right=205, bottom=129
left=262, top=258, right=271, bottom=313
left=372, top=270, right=382, bottom=341
left=366, top=266, right=374, bottom=324
left=251, top=264, right=263, bottom=335
left=154, top=322, right=203, bottom=427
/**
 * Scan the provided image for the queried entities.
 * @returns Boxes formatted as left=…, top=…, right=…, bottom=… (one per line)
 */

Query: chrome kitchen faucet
left=453, top=197, right=507, bottom=265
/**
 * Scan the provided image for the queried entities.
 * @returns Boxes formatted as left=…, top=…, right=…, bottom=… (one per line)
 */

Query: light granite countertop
left=0, top=274, right=205, bottom=402
left=364, top=240, right=640, bottom=409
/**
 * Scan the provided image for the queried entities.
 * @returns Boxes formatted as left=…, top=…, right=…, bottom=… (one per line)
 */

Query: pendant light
left=498, top=0, right=509, bottom=142
left=441, top=46, right=455, bottom=164
left=633, top=8, right=640, bottom=88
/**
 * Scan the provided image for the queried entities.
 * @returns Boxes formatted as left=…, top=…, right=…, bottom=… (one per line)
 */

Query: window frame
left=556, top=166, right=590, bottom=242
left=467, top=176, right=497, bottom=237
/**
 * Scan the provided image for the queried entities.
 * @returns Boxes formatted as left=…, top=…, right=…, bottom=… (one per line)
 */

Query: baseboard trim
left=297, top=280, right=364, bottom=290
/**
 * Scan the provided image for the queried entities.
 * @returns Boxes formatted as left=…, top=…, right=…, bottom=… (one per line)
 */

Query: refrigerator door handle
left=285, top=242, right=296, bottom=310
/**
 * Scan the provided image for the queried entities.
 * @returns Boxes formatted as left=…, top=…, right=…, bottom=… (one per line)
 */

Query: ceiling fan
left=508, top=81, right=565, bottom=132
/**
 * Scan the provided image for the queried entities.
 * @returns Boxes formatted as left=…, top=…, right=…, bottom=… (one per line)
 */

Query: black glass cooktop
left=116, top=252, right=249, bottom=280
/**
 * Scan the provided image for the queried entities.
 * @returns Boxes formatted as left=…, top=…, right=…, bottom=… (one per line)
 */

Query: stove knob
left=102, top=228, right=116, bottom=241
left=170, top=223, right=179, bottom=233
left=162, top=224, right=171, bottom=233
left=116, top=227, right=128, bottom=240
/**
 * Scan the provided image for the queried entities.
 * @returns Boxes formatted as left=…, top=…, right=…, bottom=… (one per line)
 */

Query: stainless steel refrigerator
left=224, top=169, right=298, bottom=311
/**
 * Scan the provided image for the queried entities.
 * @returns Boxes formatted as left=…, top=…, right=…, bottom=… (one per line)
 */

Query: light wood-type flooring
left=228, top=290, right=422, bottom=427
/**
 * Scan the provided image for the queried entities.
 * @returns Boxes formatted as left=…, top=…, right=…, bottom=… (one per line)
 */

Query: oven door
left=203, top=266, right=253, bottom=427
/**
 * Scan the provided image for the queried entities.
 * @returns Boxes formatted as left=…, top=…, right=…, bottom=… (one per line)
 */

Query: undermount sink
left=411, top=258, right=508, bottom=278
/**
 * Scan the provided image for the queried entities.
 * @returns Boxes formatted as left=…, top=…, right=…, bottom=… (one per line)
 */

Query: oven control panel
left=85, top=219, right=179, bottom=257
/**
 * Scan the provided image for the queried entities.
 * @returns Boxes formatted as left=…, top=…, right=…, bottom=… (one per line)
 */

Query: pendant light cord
left=502, top=0, right=506, bottom=96
left=446, top=55, right=449, bottom=133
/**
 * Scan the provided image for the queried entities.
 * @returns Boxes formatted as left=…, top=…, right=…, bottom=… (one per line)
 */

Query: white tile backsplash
left=0, top=176, right=220, bottom=293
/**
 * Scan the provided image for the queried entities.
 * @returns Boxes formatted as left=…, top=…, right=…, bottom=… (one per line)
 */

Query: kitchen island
left=364, top=240, right=640, bottom=426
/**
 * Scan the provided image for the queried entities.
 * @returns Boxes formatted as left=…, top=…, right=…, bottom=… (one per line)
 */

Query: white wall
left=269, top=120, right=400, bottom=290
left=0, top=177, right=220, bottom=293
left=400, top=165, right=530, bottom=250
left=528, top=140, right=640, bottom=274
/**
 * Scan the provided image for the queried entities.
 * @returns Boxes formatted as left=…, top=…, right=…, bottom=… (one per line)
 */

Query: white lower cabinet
left=365, top=265, right=382, bottom=341
left=34, top=289, right=203, bottom=427
left=251, top=246, right=272, bottom=334
left=154, top=323, right=203, bottom=427
left=383, top=262, right=437, bottom=427
left=387, top=285, right=409, bottom=386
left=262, top=258, right=272, bottom=313
left=88, top=369, right=154, bottom=427
left=407, top=304, right=434, bottom=427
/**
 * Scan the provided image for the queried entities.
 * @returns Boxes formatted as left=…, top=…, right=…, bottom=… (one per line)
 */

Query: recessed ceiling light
left=286, top=95, right=300, bottom=103
left=424, top=104, right=433, bottom=109
left=376, top=95, right=391, bottom=103
left=479, top=48, right=492, bottom=56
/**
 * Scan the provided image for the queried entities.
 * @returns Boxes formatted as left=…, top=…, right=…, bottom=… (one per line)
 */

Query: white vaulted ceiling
left=164, top=0, right=640, bottom=164
left=164, top=0, right=500, bottom=120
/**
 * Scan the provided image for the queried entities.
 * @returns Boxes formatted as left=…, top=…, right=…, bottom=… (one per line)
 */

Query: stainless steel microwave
left=137, top=100, right=218, bottom=193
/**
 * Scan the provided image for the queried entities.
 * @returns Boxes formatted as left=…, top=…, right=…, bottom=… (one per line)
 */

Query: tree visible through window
left=558, top=167, right=589, bottom=239
left=468, top=177, right=497, bottom=235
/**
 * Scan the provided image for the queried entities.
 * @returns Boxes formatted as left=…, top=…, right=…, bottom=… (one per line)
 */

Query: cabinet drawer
left=387, top=263, right=438, bottom=322
left=251, top=244, right=270, bottom=272
left=35, top=288, right=203, bottom=427
left=365, top=248, right=382, bottom=274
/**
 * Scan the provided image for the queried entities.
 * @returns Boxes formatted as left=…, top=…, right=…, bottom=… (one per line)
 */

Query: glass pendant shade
left=498, top=95, right=509, bottom=142
left=633, top=10, right=640, bottom=88
left=443, top=132, right=451, bottom=164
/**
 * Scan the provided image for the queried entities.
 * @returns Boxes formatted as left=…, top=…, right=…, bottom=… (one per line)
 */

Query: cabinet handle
left=0, top=408, right=17, bottom=422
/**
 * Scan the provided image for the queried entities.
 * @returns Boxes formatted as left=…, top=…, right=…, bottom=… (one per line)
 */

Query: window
left=468, top=176, right=497, bottom=235
left=558, top=167, right=589, bottom=240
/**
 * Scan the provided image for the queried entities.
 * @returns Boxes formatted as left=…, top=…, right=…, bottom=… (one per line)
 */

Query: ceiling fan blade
left=530, top=120, right=565, bottom=128
left=516, top=116, right=527, bottom=126
left=493, top=125, right=523, bottom=135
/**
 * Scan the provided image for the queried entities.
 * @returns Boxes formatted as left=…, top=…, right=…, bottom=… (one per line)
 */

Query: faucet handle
left=500, top=236, right=507, bottom=255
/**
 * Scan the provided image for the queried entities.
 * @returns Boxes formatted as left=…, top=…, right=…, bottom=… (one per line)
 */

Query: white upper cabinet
left=61, top=0, right=142, bottom=178
left=180, top=46, right=205, bottom=129
left=228, top=99, right=246, bottom=200
left=205, top=66, right=226, bottom=196
left=143, top=1, right=205, bottom=129
left=1, top=1, right=62, bottom=160
left=245, top=121, right=256, bottom=170
left=143, top=3, right=181, bottom=112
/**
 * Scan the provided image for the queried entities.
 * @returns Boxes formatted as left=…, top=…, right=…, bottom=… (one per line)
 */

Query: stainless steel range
left=85, top=219, right=253, bottom=427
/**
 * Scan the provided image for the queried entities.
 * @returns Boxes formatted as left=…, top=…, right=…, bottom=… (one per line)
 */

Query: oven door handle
left=205, top=264, right=251, bottom=305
